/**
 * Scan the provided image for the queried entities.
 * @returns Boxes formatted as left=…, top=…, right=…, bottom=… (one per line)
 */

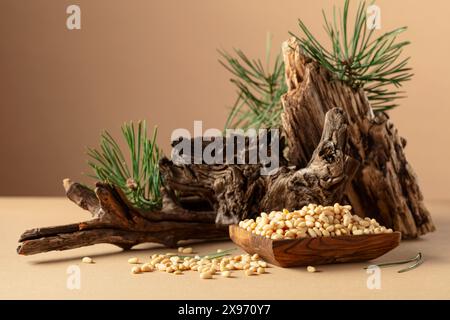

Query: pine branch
left=290, top=0, right=413, bottom=111
left=87, top=121, right=162, bottom=210
left=220, top=35, right=287, bottom=130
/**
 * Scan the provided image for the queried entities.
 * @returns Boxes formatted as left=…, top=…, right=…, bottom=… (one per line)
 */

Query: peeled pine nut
left=128, top=257, right=140, bottom=264
left=200, top=272, right=213, bottom=279
left=82, top=257, right=94, bottom=264
left=244, top=269, right=254, bottom=276
left=131, top=266, right=142, bottom=274
left=307, top=266, right=316, bottom=273
left=130, top=252, right=269, bottom=280
left=239, top=203, right=393, bottom=240
left=141, top=264, right=153, bottom=272
left=221, top=271, right=231, bottom=278
left=182, top=247, right=193, bottom=254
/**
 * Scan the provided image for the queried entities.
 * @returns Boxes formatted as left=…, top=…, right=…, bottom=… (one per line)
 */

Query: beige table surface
left=1, top=197, right=449, bottom=300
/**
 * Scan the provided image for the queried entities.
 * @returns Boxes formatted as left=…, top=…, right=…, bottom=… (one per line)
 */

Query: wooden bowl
left=229, top=225, right=401, bottom=267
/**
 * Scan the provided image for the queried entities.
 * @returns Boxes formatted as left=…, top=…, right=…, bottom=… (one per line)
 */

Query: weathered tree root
left=17, top=180, right=227, bottom=255
left=18, top=108, right=357, bottom=255
left=161, top=107, right=358, bottom=225
left=281, top=38, right=435, bottom=238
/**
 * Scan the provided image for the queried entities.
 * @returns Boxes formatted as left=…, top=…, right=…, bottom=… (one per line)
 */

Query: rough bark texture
left=160, top=107, right=358, bottom=225
left=18, top=108, right=357, bottom=255
left=281, top=38, right=435, bottom=238
left=17, top=180, right=227, bottom=255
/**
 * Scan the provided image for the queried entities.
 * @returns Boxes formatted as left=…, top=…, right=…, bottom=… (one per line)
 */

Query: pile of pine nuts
left=239, top=203, right=393, bottom=240
left=128, top=250, right=269, bottom=279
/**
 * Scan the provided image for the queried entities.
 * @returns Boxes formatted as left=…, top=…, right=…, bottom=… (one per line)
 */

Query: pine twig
left=290, top=0, right=413, bottom=111
left=87, top=121, right=162, bottom=210
left=219, top=34, right=287, bottom=130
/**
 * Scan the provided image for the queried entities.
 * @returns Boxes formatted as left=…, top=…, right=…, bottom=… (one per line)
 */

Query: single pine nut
left=82, top=257, right=94, bottom=264
left=200, top=272, right=213, bottom=279
left=182, top=247, right=193, bottom=254
left=307, top=266, right=316, bottom=273
left=174, top=270, right=183, bottom=275
left=131, top=266, right=142, bottom=274
left=244, top=269, right=254, bottom=276
left=128, top=257, right=140, bottom=264
left=221, top=271, right=231, bottom=278
left=257, top=267, right=265, bottom=274
left=177, top=247, right=184, bottom=253
left=141, top=264, right=153, bottom=272
left=258, top=261, right=268, bottom=268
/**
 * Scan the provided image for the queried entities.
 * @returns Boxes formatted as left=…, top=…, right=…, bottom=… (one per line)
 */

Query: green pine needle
left=87, top=121, right=162, bottom=210
left=290, top=0, right=413, bottom=111
left=219, top=34, right=288, bottom=130
left=221, top=1, right=412, bottom=127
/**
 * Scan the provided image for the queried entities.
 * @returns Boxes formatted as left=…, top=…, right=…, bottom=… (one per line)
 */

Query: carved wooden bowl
left=229, top=225, right=401, bottom=267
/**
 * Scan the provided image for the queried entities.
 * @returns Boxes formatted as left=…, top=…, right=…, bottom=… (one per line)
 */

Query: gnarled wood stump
left=17, top=108, right=357, bottom=255
left=17, top=180, right=227, bottom=255
left=161, top=108, right=358, bottom=225
left=281, top=38, right=435, bottom=238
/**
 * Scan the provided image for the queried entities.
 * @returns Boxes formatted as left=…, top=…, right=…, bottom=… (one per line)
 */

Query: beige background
left=1, top=0, right=450, bottom=200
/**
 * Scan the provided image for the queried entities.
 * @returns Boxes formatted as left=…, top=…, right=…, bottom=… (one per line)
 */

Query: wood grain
left=229, top=225, right=401, bottom=267
left=17, top=180, right=228, bottom=255
left=281, top=38, right=434, bottom=238
left=161, top=108, right=358, bottom=225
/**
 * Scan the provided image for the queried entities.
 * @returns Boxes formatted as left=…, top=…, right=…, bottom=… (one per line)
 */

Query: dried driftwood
left=17, top=180, right=227, bottom=255
left=281, top=38, right=434, bottom=238
left=17, top=38, right=434, bottom=255
left=161, top=108, right=358, bottom=225
left=18, top=108, right=356, bottom=255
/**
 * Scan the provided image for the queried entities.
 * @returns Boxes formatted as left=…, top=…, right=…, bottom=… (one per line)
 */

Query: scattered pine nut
left=82, top=257, right=94, bottom=264
left=141, top=264, right=153, bottom=272
left=221, top=271, right=231, bottom=278
left=126, top=251, right=270, bottom=280
left=200, top=272, right=213, bottom=279
left=244, top=269, right=254, bottom=276
left=177, top=247, right=184, bottom=253
left=131, top=266, right=142, bottom=274
left=217, top=249, right=223, bottom=253
left=128, top=257, right=140, bottom=264
left=307, top=266, right=317, bottom=273
left=182, top=247, right=193, bottom=254
left=257, top=267, right=265, bottom=274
